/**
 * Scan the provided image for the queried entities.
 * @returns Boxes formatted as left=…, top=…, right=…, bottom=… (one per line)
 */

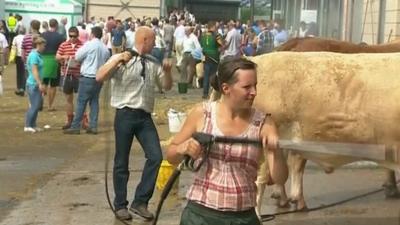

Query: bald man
left=97, top=26, right=172, bottom=221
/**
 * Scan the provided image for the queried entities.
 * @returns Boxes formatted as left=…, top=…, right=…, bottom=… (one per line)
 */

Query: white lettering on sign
left=5, top=0, right=74, bottom=13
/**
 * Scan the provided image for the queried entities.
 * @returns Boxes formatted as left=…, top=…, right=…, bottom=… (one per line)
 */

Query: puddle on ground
left=64, top=202, right=92, bottom=211
left=71, top=176, right=98, bottom=186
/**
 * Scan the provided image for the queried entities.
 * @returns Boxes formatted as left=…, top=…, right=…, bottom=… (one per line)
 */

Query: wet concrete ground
left=1, top=64, right=400, bottom=225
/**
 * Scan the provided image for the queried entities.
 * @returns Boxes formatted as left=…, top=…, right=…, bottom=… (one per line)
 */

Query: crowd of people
left=0, top=10, right=295, bottom=223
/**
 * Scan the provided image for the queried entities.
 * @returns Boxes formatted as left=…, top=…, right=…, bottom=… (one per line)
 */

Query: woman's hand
left=39, top=83, right=46, bottom=95
left=262, top=133, right=279, bottom=151
left=262, top=132, right=279, bottom=151
left=177, top=138, right=202, bottom=160
left=261, top=116, right=279, bottom=151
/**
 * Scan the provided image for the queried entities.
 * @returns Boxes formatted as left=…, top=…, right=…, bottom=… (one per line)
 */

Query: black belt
left=117, top=107, right=150, bottom=115
left=81, top=76, right=96, bottom=79
left=187, top=201, right=256, bottom=217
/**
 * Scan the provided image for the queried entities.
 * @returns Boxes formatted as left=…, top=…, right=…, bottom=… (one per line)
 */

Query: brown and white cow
left=251, top=51, right=400, bottom=214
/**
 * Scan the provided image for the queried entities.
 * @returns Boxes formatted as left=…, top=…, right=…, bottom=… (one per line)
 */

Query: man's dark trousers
left=113, top=107, right=163, bottom=210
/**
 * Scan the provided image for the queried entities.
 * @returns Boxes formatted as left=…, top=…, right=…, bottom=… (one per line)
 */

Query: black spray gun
left=152, top=132, right=262, bottom=225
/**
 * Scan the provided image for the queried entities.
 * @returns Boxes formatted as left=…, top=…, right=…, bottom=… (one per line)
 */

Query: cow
left=275, top=37, right=400, bottom=53
left=247, top=51, right=400, bottom=214
left=261, top=37, right=400, bottom=211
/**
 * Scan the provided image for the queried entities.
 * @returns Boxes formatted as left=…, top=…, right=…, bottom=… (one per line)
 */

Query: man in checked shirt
left=97, top=26, right=172, bottom=221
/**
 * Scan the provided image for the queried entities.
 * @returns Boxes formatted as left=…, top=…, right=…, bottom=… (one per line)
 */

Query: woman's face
left=37, top=43, right=46, bottom=53
left=223, top=69, right=257, bottom=108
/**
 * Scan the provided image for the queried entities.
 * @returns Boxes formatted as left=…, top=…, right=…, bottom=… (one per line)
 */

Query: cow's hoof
left=290, top=198, right=307, bottom=211
left=274, top=198, right=290, bottom=208
left=324, top=167, right=335, bottom=174
left=270, top=192, right=281, bottom=200
left=383, top=184, right=400, bottom=198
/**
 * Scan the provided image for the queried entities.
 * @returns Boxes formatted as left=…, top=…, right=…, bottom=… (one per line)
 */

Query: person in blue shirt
left=24, top=36, right=46, bottom=133
left=64, top=26, right=110, bottom=135
left=111, top=20, right=126, bottom=55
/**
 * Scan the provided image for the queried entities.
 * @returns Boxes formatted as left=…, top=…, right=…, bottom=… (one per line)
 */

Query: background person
left=56, top=26, right=84, bottom=130
left=24, top=37, right=47, bottom=133
left=12, top=27, right=26, bottom=96
left=41, top=19, right=65, bottom=111
left=63, top=26, right=110, bottom=135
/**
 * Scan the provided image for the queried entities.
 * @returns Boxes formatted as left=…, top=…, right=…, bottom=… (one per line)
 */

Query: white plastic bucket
left=167, top=109, right=187, bottom=133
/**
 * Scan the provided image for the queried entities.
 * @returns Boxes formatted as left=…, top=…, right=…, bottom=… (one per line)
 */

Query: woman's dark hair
left=211, top=57, right=257, bottom=93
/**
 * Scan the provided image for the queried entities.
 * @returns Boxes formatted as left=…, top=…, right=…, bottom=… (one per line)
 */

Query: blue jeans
left=70, top=77, right=102, bottom=129
left=25, top=84, right=43, bottom=127
left=113, top=108, right=163, bottom=210
left=202, top=61, right=218, bottom=97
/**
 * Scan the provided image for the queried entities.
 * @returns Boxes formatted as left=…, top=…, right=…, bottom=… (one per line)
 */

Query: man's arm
left=75, top=43, right=88, bottom=62
left=96, top=52, right=131, bottom=82
left=160, top=59, right=173, bottom=91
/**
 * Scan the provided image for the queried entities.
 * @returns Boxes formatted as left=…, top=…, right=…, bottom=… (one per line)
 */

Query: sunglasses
left=69, top=34, right=78, bottom=38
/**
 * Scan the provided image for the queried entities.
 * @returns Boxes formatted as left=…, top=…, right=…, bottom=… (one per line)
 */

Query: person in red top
left=167, top=58, right=288, bottom=225
left=56, top=27, right=85, bottom=129
left=22, top=20, right=41, bottom=63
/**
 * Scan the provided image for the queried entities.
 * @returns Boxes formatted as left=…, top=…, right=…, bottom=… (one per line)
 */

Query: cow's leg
left=288, top=151, right=308, bottom=210
left=270, top=184, right=289, bottom=207
left=383, top=169, right=400, bottom=198
left=269, top=147, right=289, bottom=208
left=255, top=151, right=269, bottom=217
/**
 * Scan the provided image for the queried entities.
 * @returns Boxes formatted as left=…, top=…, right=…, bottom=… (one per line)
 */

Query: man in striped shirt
left=22, top=20, right=41, bottom=63
left=56, top=27, right=84, bottom=130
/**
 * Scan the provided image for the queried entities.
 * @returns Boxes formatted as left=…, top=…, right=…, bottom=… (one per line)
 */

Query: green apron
left=42, top=54, right=59, bottom=79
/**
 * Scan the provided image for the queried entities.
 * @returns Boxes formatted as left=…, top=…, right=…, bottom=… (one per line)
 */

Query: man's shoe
left=14, top=90, right=24, bottom=96
left=115, top=208, right=132, bottom=220
left=63, top=128, right=80, bottom=134
left=129, top=204, right=154, bottom=220
left=62, top=123, right=71, bottom=130
left=86, top=128, right=98, bottom=135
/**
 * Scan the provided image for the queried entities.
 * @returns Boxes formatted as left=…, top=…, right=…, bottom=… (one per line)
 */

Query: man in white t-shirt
left=125, top=22, right=136, bottom=51
left=222, top=21, right=241, bottom=61
left=12, top=27, right=26, bottom=95
left=173, top=19, right=186, bottom=67
left=180, top=26, right=201, bottom=86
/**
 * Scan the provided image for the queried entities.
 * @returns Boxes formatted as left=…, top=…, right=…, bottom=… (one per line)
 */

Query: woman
left=0, top=20, right=10, bottom=65
left=167, top=58, right=288, bottom=225
left=241, top=27, right=256, bottom=56
left=24, top=36, right=46, bottom=133
left=41, top=20, right=49, bottom=33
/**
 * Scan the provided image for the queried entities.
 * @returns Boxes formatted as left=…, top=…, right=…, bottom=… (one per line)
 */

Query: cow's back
left=252, top=52, right=400, bottom=151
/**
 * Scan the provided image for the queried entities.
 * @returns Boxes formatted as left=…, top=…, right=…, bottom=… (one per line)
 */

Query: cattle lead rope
left=260, top=179, right=400, bottom=222
left=102, top=81, right=131, bottom=225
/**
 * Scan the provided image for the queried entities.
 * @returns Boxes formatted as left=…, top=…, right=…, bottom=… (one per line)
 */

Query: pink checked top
left=186, top=101, right=267, bottom=211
